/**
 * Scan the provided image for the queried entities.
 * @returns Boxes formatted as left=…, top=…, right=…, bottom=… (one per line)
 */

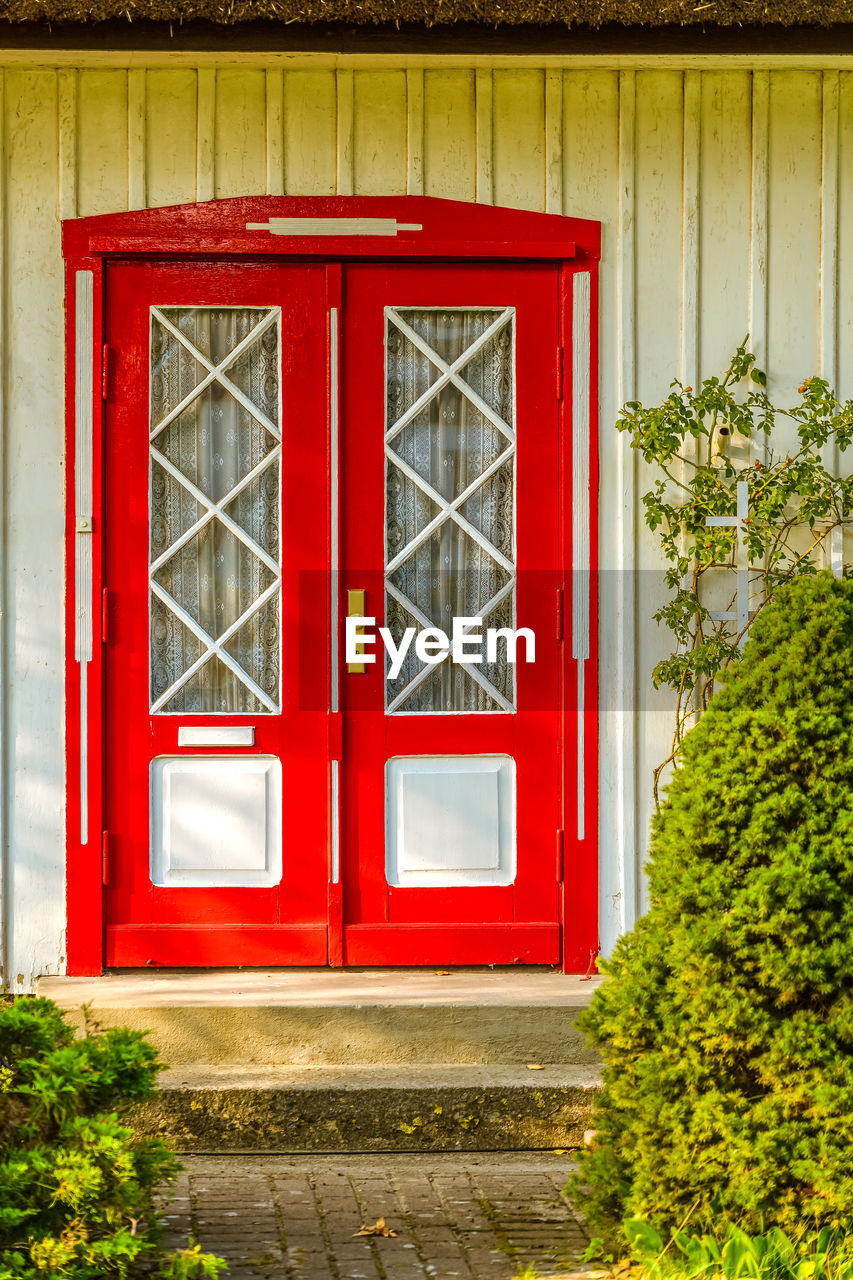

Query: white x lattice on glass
left=149, top=306, right=281, bottom=713
left=384, top=306, right=516, bottom=714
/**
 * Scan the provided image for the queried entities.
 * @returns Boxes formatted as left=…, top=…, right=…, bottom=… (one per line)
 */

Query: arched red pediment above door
left=62, top=194, right=601, bottom=262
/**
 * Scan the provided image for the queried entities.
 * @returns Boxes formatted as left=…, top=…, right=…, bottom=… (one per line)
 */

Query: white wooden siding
left=0, top=58, right=845, bottom=986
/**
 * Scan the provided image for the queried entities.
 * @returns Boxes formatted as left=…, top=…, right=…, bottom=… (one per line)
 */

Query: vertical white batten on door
left=475, top=68, right=494, bottom=204
left=329, top=303, right=341, bottom=885
left=265, top=69, right=284, bottom=196
left=330, top=306, right=340, bottom=717
left=74, top=271, right=94, bottom=846
left=326, top=308, right=340, bottom=885
left=127, top=68, right=146, bottom=210
left=336, top=70, right=354, bottom=196
left=406, top=68, right=425, bottom=196
left=572, top=271, right=591, bottom=842
left=196, top=68, right=216, bottom=202
left=58, top=69, right=78, bottom=220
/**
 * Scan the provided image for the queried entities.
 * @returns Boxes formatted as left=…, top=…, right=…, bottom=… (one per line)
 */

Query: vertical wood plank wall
left=0, top=59, right=846, bottom=985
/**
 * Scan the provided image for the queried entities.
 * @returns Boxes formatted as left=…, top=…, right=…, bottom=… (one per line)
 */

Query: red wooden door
left=339, top=262, right=565, bottom=965
left=103, top=261, right=332, bottom=966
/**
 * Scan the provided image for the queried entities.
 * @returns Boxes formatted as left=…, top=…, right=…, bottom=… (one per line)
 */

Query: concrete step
left=40, top=968, right=602, bottom=1067
left=131, top=1064, right=602, bottom=1153
left=41, top=969, right=602, bottom=1153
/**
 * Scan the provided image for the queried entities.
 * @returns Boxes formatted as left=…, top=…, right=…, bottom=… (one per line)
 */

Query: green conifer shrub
left=575, top=573, right=853, bottom=1239
left=0, top=996, right=223, bottom=1279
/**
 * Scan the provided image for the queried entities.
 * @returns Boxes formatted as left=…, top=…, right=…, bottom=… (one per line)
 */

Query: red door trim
left=63, top=196, right=601, bottom=976
left=65, top=256, right=107, bottom=977
left=561, top=261, right=601, bottom=974
left=105, top=925, right=328, bottom=968
left=327, top=260, right=344, bottom=970
left=343, top=924, right=560, bottom=967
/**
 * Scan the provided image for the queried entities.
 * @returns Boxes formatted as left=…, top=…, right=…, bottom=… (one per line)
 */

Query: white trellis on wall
left=705, top=479, right=846, bottom=649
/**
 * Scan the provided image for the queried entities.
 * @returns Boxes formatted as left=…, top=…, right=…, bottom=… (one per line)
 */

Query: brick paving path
left=159, top=1153, right=588, bottom=1280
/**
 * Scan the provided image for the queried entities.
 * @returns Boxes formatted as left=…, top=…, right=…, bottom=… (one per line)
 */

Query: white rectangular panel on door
left=150, top=755, right=282, bottom=886
left=386, top=755, right=516, bottom=887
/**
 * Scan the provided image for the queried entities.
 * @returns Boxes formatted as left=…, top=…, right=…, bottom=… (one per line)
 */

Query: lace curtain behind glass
left=149, top=307, right=281, bottom=714
left=385, top=308, right=515, bottom=713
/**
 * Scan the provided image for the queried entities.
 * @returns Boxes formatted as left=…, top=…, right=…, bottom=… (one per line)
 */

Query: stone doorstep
left=132, top=1063, right=602, bottom=1154
left=42, top=970, right=603, bottom=1155
left=39, top=969, right=602, bottom=1009
left=40, top=969, right=601, bottom=1068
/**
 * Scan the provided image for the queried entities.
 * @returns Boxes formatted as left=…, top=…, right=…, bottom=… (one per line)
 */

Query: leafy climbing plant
left=620, top=340, right=853, bottom=803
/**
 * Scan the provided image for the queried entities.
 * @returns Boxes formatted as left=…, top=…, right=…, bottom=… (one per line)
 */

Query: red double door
left=104, top=258, right=568, bottom=968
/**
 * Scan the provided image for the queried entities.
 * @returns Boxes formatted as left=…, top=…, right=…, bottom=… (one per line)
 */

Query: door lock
left=347, top=589, right=368, bottom=674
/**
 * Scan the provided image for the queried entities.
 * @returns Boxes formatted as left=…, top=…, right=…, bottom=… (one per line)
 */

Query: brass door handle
left=347, top=589, right=367, bottom=673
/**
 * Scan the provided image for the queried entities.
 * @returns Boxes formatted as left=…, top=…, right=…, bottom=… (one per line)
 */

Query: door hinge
left=101, top=830, right=110, bottom=886
left=101, top=345, right=111, bottom=401
left=556, top=829, right=564, bottom=883
left=556, top=586, right=564, bottom=642
left=101, top=588, right=109, bottom=645
left=556, top=346, right=564, bottom=401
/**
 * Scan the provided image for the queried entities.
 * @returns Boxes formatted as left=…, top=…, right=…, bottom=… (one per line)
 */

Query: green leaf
left=624, top=1218, right=664, bottom=1258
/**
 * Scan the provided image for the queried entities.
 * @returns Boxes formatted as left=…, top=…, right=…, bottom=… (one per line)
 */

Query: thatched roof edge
left=2, top=0, right=852, bottom=26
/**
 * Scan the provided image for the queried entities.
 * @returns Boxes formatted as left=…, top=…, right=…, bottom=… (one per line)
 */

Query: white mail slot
left=178, top=726, right=255, bottom=747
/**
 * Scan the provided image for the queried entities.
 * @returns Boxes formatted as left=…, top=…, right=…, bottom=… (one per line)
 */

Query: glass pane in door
left=384, top=307, right=516, bottom=714
left=148, top=306, right=282, bottom=714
